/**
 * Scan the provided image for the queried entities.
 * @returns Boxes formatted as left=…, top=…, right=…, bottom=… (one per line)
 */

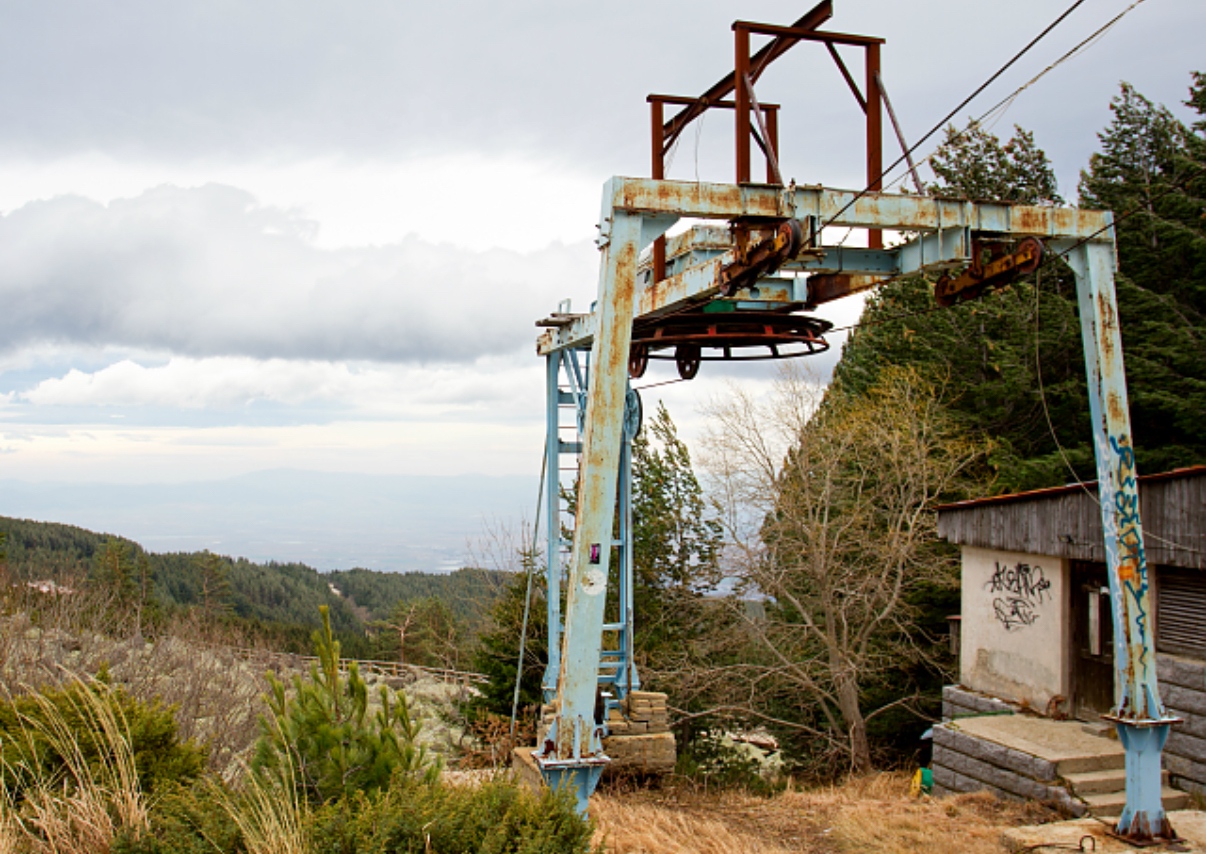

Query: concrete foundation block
left=511, top=747, right=546, bottom=795
left=937, top=748, right=1047, bottom=801
left=934, top=724, right=1057, bottom=781
left=942, top=686, right=1015, bottom=716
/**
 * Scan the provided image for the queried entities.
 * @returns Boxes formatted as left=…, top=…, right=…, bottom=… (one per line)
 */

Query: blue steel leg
left=536, top=205, right=645, bottom=814
left=543, top=352, right=562, bottom=701
left=619, top=419, right=639, bottom=696
left=1063, top=238, right=1180, bottom=842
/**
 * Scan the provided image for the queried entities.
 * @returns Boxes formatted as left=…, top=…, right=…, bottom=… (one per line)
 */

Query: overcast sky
left=1, top=0, right=1202, bottom=499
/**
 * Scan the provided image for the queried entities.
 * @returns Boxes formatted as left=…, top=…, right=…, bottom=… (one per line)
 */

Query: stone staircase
left=1063, top=760, right=1188, bottom=818
left=933, top=711, right=1190, bottom=816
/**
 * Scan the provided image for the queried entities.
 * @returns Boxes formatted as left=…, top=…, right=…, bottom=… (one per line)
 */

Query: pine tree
left=93, top=538, right=138, bottom=608
left=471, top=554, right=547, bottom=718
left=196, top=550, right=232, bottom=619
left=930, top=123, right=1062, bottom=203
left=1078, top=78, right=1206, bottom=474
left=631, top=403, right=724, bottom=668
left=253, top=605, right=437, bottom=804
left=835, top=123, right=1092, bottom=490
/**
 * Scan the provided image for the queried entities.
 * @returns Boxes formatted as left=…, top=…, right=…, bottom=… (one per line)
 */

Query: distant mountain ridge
left=0, top=468, right=537, bottom=573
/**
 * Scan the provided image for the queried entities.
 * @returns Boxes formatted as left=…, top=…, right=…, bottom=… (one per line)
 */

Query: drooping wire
left=1032, top=265, right=1088, bottom=489
left=510, top=438, right=546, bottom=739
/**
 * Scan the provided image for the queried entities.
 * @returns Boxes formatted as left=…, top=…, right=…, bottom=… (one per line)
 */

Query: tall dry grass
left=215, top=758, right=309, bottom=854
left=0, top=676, right=149, bottom=854
left=0, top=792, right=19, bottom=854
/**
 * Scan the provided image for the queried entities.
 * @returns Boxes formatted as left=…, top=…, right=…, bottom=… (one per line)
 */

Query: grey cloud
left=0, top=184, right=598, bottom=362
left=2, top=0, right=1202, bottom=187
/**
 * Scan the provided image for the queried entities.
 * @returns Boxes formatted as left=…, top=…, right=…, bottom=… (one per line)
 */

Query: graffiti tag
left=986, top=561, right=1051, bottom=632
left=1109, top=433, right=1151, bottom=676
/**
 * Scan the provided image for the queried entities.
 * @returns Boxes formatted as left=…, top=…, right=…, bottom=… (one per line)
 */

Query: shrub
left=0, top=672, right=207, bottom=800
left=311, top=775, right=595, bottom=854
left=0, top=675, right=154, bottom=853
left=110, top=781, right=240, bottom=854
left=675, top=732, right=784, bottom=796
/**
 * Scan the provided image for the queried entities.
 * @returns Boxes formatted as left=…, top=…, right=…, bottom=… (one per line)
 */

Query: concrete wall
left=960, top=546, right=1069, bottom=709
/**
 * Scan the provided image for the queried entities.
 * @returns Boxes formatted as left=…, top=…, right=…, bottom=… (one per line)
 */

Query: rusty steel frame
left=537, top=173, right=1177, bottom=840
left=648, top=2, right=886, bottom=282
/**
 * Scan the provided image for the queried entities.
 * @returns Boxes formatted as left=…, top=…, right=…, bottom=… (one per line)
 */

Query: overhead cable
left=811, top=0, right=1089, bottom=240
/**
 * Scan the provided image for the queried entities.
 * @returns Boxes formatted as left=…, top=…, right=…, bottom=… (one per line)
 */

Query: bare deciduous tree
left=701, top=365, right=984, bottom=775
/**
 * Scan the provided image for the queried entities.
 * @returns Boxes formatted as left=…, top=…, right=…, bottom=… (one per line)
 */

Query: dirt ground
left=590, top=772, right=1064, bottom=854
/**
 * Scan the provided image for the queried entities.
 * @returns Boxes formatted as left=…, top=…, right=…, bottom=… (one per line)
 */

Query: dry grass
left=215, top=760, right=309, bottom=854
left=592, top=773, right=1059, bottom=854
left=0, top=794, right=19, bottom=854
left=1, top=676, right=149, bottom=854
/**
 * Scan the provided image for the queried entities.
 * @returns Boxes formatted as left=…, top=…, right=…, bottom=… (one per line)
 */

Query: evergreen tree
left=253, top=606, right=437, bottom=804
left=93, top=538, right=139, bottom=608
left=196, top=550, right=232, bottom=619
left=930, top=122, right=1062, bottom=203
left=471, top=553, right=547, bottom=718
left=1078, top=78, right=1206, bottom=474
left=836, top=124, right=1091, bottom=490
left=631, top=403, right=724, bottom=675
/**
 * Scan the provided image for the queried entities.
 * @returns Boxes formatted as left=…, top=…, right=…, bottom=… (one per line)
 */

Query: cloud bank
left=0, top=184, right=597, bottom=364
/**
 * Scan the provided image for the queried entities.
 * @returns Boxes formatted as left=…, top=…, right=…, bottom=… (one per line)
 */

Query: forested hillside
left=0, top=514, right=510, bottom=657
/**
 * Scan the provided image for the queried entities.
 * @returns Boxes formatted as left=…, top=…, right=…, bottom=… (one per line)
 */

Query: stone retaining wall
left=1159, top=654, right=1206, bottom=797
left=942, top=685, right=1017, bottom=721
left=931, top=724, right=1085, bottom=816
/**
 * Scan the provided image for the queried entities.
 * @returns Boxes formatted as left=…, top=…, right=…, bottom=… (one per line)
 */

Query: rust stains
left=1107, top=389, right=1127, bottom=425
left=1012, top=206, right=1047, bottom=235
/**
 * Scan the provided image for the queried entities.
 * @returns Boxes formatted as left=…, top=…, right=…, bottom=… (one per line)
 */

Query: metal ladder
left=542, top=343, right=639, bottom=727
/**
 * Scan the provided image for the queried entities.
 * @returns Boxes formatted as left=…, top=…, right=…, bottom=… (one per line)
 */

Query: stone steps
left=1063, top=768, right=1170, bottom=795
left=1081, top=787, right=1191, bottom=818
left=1054, top=749, right=1125, bottom=776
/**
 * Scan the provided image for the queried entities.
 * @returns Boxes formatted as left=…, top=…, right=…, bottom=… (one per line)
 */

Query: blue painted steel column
left=1065, top=238, right=1180, bottom=842
left=535, top=200, right=643, bottom=813
left=543, top=352, right=562, bottom=701
left=618, top=426, right=639, bottom=695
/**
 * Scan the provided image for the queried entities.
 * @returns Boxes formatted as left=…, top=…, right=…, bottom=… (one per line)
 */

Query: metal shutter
left=1157, top=567, right=1206, bottom=659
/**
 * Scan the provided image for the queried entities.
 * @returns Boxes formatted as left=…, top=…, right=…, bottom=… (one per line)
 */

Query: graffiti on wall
left=986, top=561, right=1052, bottom=631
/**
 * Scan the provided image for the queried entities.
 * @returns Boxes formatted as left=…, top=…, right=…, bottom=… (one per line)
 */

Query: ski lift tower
left=531, top=2, right=1179, bottom=842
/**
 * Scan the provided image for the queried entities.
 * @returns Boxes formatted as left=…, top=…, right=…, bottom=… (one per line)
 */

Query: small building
left=934, top=465, right=1206, bottom=806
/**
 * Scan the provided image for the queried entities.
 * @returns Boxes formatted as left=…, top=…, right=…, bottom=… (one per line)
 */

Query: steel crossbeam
left=539, top=177, right=1113, bottom=356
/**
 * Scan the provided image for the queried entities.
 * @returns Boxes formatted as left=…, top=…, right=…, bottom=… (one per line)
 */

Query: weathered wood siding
left=937, top=468, right=1206, bottom=570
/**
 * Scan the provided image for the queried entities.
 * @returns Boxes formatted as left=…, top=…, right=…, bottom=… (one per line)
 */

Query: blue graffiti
left=1109, top=433, right=1151, bottom=675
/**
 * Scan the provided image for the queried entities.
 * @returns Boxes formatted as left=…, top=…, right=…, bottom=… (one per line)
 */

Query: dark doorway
left=1070, top=560, right=1115, bottom=720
